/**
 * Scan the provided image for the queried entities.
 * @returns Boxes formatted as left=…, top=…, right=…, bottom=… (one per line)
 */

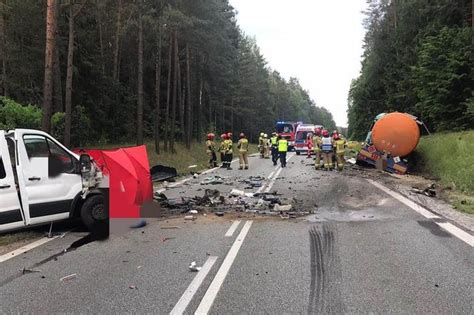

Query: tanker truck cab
left=0, top=129, right=108, bottom=234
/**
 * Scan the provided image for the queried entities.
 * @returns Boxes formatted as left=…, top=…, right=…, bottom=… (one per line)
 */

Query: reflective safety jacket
left=270, top=136, right=278, bottom=146
left=334, top=139, right=346, bottom=155
left=278, top=139, right=288, bottom=152
left=237, top=138, right=249, bottom=152
left=205, top=140, right=216, bottom=154
left=223, top=139, right=233, bottom=154
left=321, top=136, right=333, bottom=153
left=312, top=135, right=322, bottom=152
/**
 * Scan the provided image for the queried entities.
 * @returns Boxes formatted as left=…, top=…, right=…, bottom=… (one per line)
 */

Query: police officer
left=205, top=133, right=218, bottom=168
left=237, top=133, right=249, bottom=170
left=270, top=132, right=279, bottom=166
left=320, top=130, right=334, bottom=170
left=277, top=135, right=288, bottom=168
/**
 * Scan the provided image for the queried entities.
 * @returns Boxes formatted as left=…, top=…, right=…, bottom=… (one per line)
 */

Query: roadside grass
left=0, top=231, right=43, bottom=254
left=90, top=140, right=258, bottom=176
left=415, top=131, right=474, bottom=214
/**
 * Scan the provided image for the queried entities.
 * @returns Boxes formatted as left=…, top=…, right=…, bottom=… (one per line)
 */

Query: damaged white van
left=0, top=129, right=108, bottom=234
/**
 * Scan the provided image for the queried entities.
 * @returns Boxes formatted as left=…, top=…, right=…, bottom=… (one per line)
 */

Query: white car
left=0, top=129, right=108, bottom=234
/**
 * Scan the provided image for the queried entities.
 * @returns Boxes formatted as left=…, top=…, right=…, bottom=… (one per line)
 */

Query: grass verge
left=414, top=131, right=474, bottom=214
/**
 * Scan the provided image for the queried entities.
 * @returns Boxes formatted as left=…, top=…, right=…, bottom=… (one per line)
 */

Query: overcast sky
left=229, top=0, right=368, bottom=127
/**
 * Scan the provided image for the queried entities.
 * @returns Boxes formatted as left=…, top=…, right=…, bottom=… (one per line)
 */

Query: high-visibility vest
left=278, top=139, right=288, bottom=152
left=270, top=136, right=278, bottom=146
left=312, top=136, right=321, bottom=152
left=321, top=137, right=333, bottom=152
left=225, top=139, right=233, bottom=154
left=238, top=138, right=249, bottom=152
left=334, top=139, right=345, bottom=154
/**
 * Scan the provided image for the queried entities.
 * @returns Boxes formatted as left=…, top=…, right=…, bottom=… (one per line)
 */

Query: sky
left=229, top=0, right=368, bottom=127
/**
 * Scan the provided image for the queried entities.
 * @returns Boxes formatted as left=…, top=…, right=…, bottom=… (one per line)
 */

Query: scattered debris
left=129, top=285, right=138, bottom=289
left=230, top=189, right=245, bottom=196
left=200, top=175, right=225, bottom=185
left=242, top=176, right=265, bottom=188
left=347, top=158, right=357, bottom=165
left=274, top=204, right=292, bottom=211
left=189, top=210, right=198, bottom=214
left=184, top=215, right=196, bottom=221
left=215, top=212, right=225, bottom=217
left=161, top=237, right=176, bottom=242
left=130, top=219, right=147, bottom=229
left=411, top=183, right=437, bottom=197
left=150, top=165, right=178, bottom=182
left=189, top=261, right=201, bottom=272
left=188, top=165, right=198, bottom=169
left=160, top=226, right=180, bottom=229
left=60, top=273, right=77, bottom=282
left=22, top=268, right=41, bottom=274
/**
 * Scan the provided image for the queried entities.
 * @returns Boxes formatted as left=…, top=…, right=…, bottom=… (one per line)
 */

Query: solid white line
left=170, top=256, right=218, bottom=315
left=224, top=220, right=241, bottom=237
left=0, top=236, right=60, bottom=263
left=267, top=171, right=275, bottom=179
left=367, top=179, right=474, bottom=247
left=195, top=221, right=253, bottom=315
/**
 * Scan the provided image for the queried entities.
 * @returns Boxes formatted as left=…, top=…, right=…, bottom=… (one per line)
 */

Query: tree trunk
left=64, top=4, right=75, bottom=147
left=136, top=10, right=144, bottom=145
left=97, top=11, right=105, bottom=76
left=154, top=24, right=162, bottom=154
left=230, top=97, right=234, bottom=135
left=53, top=43, right=63, bottom=113
left=177, top=55, right=184, bottom=142
left=185, top=44, right=192, bottom=149
left=0, top=0, right=6, bottom=96
left=164, top=31, right=173, bottom=152
left=196, top=77, right=203, bottom=141
left=170, top=30, right=178, bottom=153
left=42, top=0, right=57, bottom=133
left=112, top=0, right=122, bottom=81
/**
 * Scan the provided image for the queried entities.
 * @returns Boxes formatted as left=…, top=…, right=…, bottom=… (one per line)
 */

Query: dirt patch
left=0, top=232, right=43, bottom=255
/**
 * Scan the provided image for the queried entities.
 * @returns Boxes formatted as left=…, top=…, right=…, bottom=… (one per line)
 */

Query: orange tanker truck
left=357, top=112, right=423, bottom=174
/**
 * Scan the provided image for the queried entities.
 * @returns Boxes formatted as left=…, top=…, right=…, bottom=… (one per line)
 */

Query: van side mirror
left=79, top=154, right=92, bottom=174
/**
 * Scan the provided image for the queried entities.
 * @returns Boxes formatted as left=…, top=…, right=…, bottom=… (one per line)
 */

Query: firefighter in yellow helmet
left=205, top=133, right=218, bottom=168
left=237, top=133, right=249, bottom=170
left=258, top=132, right=265, bottom=158
left=320, top=129, right=334, bottom=170
left=277, top=135, right=288, bottom=167
left=312, top=128, right=322, bottom=169
left=333, top=132, right=346, bottom=171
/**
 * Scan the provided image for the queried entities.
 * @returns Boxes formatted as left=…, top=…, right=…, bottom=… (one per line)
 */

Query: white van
left=0, top=129, right=108, bottom=233
left=294, top=124, right=316, bottom=155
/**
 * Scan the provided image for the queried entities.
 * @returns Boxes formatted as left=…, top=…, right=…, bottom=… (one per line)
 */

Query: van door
left=0, top=131, right=25, bottom=231
left=14, top=130, right=82, bottom=225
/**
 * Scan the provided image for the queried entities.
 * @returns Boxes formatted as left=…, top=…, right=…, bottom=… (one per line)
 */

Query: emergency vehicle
left=294, top=124, right=316, bottom=155
left=275, top=121, right=301, bottom=151
left=0, top=129, right=108, bottom=233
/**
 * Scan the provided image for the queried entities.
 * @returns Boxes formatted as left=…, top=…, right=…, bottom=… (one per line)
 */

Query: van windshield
left=296, top=131, right=312, bottom=141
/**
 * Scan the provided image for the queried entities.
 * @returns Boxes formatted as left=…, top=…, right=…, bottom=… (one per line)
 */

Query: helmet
left=333, top=133, right=340, bottom=140
left=264, top=133, right=268, bottom=138
left=227, top=132, right=232, bottom=137
left=260, top=132, right=264, bottom=137
left=315, top=128, right=321, bottom=136
left=207, top=133, right=214, bottom=140
left=220, top=133, right=227, bottom=139
left=272, top=132, right=277, bottom=136
left=239, top=133, right=245, bottom=138
left=332, top=130, right=338, bottom=135
left=322, top=130, right=329, bottom=137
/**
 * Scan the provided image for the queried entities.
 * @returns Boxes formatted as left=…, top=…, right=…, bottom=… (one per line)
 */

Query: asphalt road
left=0, top=153, right=473, bottom=314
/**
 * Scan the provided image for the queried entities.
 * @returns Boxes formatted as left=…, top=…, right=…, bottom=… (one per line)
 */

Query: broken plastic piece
left=189, top=210, right=198, bottom=214
left=230, top=189, right=245, bottom=196
left=184, top=215, right=196, bottom=221
left=189, top=261, right=202, bottom=272
left=60, top=273, right=77, bottom=282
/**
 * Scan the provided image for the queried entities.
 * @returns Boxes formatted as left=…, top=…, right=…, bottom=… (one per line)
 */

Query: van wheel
left=296, top=151, right=301, bottom=155
left=81, top=195, right=108, bottom=238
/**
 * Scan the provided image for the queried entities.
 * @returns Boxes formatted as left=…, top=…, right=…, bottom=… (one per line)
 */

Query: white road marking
left=267, top=171, right=275, bottom=179
left=195, top=220, right=253, bottom=315
left=224, top=220, right=241, bottom=237
left=264, top=167, right=283, bottom=193
left=170, top=256, right=218, bottom=315
left=0, top=236, right=60, bottom=263
left=368, top=179, right=474, bottom=247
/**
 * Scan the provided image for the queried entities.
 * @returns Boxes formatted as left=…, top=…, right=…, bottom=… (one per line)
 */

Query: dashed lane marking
left=224, top=221, right=241, bottom=237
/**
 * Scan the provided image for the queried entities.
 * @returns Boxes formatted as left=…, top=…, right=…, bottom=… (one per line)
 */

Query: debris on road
left=215, top=212, right=225, bottom=217
left=60, top=273, right=77, bottom=282
left=150, top=165, right=178, bottom=182
left=184, top=215, right=196, bottom=221
left=200, top=175, right=225, bottom=185
left=274, top=204, right=292, bottom=211
left=22, top=268, right=41, bottom=274
left=241, top=176, right=265, bottom=188
left=189, top=210, right=198, bottom=214
left=188, top=165, right=198, bottom=169
left=130, top=219, right=147, bottom=229
left=129, top=285, right=138, bottom=289
left=189, top=261, right=202, bottom=272
left=411, top=183, right=437, bottom=197
left=160, top=226, right=180, bottom=229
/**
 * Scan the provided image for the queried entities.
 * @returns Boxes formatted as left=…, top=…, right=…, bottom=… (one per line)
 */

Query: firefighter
left=205, top=133, right=218, bottom=168
left=321, top=129, right=334, bottom=170
left=219, top=133, right=227, bottom=168
left=237, top=133, right=249, bottom=170
left=258, top=132, right=265, bottom=158
left=225, top=132, right=233, bottom=170
left=333, top=133, right=346, bottom=171
left=306, top=133, right=313, bottom=158
left=277, top=135, right=288, bottom=168
left=270, top=132, right=279, bottom=166
left=263, top=133, right=270, bottom=158
left=312, top=128, right=322, bottom=169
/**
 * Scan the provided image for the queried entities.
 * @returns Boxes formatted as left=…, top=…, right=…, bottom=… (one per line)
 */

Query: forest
left=0, top=0, right=336, bottom=151
left=348, top=0, right=473, bottom=140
